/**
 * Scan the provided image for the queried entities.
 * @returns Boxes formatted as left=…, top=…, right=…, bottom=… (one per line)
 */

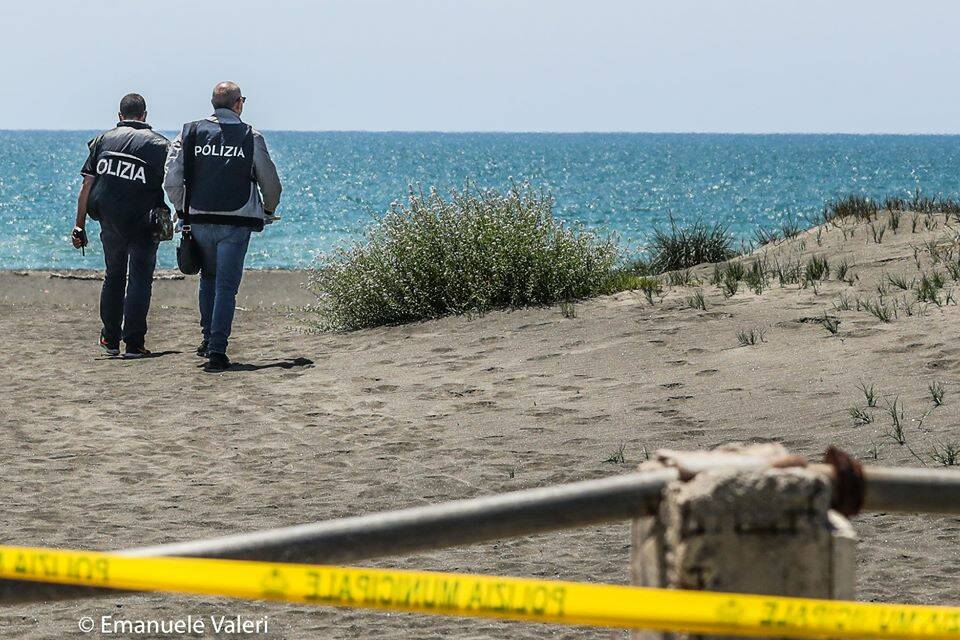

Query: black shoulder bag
left=176, top=122, right=202, bottom=275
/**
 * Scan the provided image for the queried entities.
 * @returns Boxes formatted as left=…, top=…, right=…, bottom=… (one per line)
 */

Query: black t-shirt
left=81, top=121, right=170, bottom=239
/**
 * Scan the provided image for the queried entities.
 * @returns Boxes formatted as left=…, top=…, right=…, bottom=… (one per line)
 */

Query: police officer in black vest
left=164, top=82, right=282, bottom=372
left=73, top=93, right=171, bottom=358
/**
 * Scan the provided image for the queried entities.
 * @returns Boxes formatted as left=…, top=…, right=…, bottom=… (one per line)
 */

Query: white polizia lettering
left=96, top=158, right=147, bottom=184
left=195, top=144, right=246, bottom=158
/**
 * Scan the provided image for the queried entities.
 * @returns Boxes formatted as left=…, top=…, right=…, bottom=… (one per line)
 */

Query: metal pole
left=0, top=469, right=677, bottom=604
left=860, top=465, right=960, bottom=514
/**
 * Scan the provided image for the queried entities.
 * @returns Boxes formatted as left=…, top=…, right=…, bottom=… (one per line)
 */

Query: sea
left=2, top=131, right=960, bottom=270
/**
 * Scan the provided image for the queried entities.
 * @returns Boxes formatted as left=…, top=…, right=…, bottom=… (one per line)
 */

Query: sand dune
left=0, top=212, right=958, bottom=638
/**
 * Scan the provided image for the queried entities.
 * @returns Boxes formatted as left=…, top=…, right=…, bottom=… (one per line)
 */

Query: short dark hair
left=211, top=82, right=242, bottom=109
left=119, top=93, right=147, bottom=119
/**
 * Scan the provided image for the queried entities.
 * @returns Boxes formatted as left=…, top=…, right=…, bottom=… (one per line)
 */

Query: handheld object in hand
left=72, top=227, right=88, bottom=256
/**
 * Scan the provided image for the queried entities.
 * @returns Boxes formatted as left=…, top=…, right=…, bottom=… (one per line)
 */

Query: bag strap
left=244, top=124, right=254, bottom=180
left=180, top=121, right=200, bottom=229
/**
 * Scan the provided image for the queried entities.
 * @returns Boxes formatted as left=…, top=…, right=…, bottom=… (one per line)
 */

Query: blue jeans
left=191, top=224, right=252, bottom=356
left=100, top=228, right=158, bottom=348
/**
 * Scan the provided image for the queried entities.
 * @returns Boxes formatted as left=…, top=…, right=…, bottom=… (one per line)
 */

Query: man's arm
left=163, top=131, right=185, bottom=213
left=73, top=137, right=99, bottom=247
left=252, top=131, right=282, bottom=213
left=73, top=175, right=95, bottom=248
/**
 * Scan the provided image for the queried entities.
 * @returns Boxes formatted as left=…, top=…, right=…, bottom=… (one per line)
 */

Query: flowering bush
left=308, top=183, right=620, bottom=330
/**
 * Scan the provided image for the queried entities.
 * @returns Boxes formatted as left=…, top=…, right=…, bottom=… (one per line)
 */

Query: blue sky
left=2, top=0, right=959, bottom=133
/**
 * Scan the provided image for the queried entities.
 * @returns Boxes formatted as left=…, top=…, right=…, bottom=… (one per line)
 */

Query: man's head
left=118, top=93, right=147, bottom=122
left=211, top=81, right=245, bottom=115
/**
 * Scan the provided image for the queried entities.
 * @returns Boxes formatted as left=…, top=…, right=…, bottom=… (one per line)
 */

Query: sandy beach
left=0, top=211, right=958, bottom=638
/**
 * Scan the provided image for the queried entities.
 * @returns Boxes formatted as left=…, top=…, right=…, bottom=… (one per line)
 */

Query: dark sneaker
left=123, top=345, right=151, bottom=359
left=204, top=352, right=231, bottom=372
left=99, top=335, right=120, bottom=357
left=196, top=339, right=210, bottom=358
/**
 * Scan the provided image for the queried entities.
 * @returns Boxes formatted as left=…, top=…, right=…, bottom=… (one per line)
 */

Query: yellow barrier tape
left=0, top=545, right=957, bottom=638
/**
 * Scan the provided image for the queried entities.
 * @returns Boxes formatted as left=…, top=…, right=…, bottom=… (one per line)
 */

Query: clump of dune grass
left=820, top=313, right=840, bottom=335
left=753, top=227, right=781, bottom=247
left=835, top=259, right=852, bottom=284
left=597, top=258, right=651, bottom=296
left=915, top=272, right=948, bottom=305
left=883, top=189, right=960, bottom=216
left=824, top=190, right=960, bottom=226
left=688, top=289, right=707, bottom=311
left=752, top=215, right=803, bottom=248
left=771, top=258, right=803, bottom=287
left=857, top=382, right=878, bottom=408
left=804, top=255, right=830, bottom=282
left=603, top=443, right=627, bottom=464
left=736, top=326, right=766, bottom=346
left=929, top=381, right=945, bottom=407
left=849, top=406, right=873, bottom=426
left=823, top=195, right=878, bottom=222
left=862, top=297, right=895, bottom=323
left=931, top=443, right=960, bottom=466
left=721, top=273, right=740, bottom=298
left=884, top=397, right=906, bottom=445
left=308, top=183, right=620, bottom=330
left=664, top=268, right=697, bottom=286
left=886, top=273, right=912, bottom=291
left=636, top=276, right=663, bottom=305
left=743, top=260, right=767, bottom=294
left=648, top=216, right=736, bottom=272
left=833, top=293, right=853, bottom=311
left=888, top=209, right=901, bottom=233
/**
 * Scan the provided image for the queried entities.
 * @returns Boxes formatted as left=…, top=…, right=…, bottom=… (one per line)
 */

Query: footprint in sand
left=363, top=384, right=399, bottom=393
left=526, top=353, right=559, bottom=362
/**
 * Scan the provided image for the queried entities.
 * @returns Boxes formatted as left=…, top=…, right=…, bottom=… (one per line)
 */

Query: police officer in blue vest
left=164, top=82, right=282, bottom=372
left=73, top=93, right=171, bottom=358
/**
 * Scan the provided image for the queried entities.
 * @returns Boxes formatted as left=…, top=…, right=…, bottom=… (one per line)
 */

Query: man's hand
left=71, top=226, right=88, bottom=249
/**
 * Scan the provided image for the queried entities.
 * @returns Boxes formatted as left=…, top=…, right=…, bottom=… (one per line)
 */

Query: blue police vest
left=85, top=122, right=169, bottom=237
left=185, top=119, right=254, bottom=212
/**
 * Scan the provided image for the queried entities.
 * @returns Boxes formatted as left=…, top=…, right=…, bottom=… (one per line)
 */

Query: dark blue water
left=2, top=131, right=959, bottom=269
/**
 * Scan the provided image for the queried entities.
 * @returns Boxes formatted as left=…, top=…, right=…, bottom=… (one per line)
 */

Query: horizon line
left=3, top=128, right=960, bottom=136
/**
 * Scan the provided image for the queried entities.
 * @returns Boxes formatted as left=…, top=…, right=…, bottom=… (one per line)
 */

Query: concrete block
left=630, top=445, right=857, bottom=640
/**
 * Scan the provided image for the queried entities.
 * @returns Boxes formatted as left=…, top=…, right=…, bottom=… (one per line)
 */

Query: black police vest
left=87, top=122, right=169, bottom=234
left=186, top=120, right=254, bottom=212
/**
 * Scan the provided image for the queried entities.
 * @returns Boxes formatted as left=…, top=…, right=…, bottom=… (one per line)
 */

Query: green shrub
left=308, top=184, right=620, bottom=330
left=648, top=217, right=736, bottom=272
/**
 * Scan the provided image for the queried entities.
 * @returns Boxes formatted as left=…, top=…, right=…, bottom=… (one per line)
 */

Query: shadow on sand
left=198, top=357, right=315, bottom=373
left=96, top=350, right=182, bottom=361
